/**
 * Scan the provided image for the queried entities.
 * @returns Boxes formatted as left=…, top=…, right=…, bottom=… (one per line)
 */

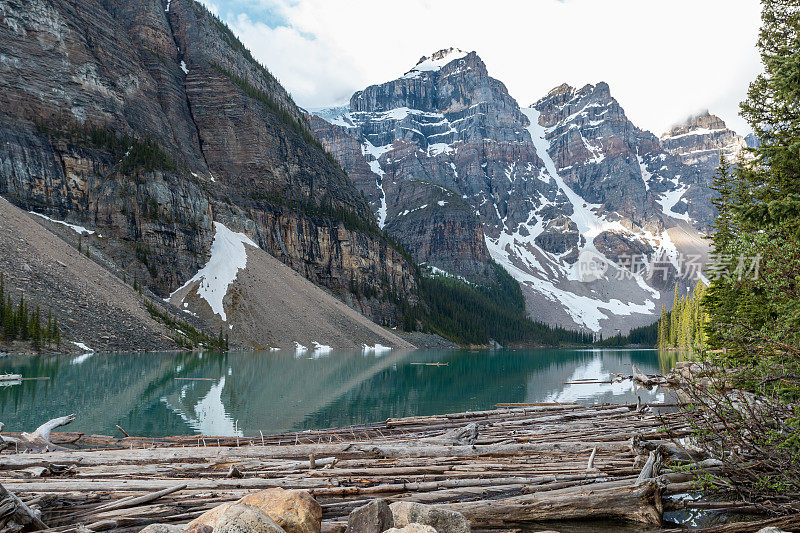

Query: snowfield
left=171, top=222, right=258, bottom=322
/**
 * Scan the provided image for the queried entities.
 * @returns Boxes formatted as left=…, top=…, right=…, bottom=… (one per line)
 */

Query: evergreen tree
left=709, top=153, right=736, bottom=254
left=0, top=272, right=5, bottom=336
left=31, top=305, right=41, bottom=351
left=657, top=305, right=669, bottom=348
left=669, top=284, right=680, bottom=347
left=702, top=0, right=800, bottom=353
left=682, top=0, right=800, bottom=506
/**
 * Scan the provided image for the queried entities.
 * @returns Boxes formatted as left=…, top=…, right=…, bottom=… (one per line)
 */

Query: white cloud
left=216, top=0, right=762, bottom=135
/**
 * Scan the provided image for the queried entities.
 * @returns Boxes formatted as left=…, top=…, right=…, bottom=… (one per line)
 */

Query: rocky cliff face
left=0, top=0, right=418, bottom=334
left=533, top=82, right=712, bottom=228
left=311, top=49, right=540, bottom=283
left=312, top=50, right=726, bottom=335
left=661, top=110, right=752, bottom=176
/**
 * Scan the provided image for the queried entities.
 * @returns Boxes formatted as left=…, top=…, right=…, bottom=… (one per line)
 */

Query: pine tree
left=669, top=284, right=680, bottom=347
left=657, top=305, right=669, bottom=348
left=31, top=305, right=41, bottom=352
left=17, top=293, right=27, bottom=341
left=709, top=153, right=736, bottom=257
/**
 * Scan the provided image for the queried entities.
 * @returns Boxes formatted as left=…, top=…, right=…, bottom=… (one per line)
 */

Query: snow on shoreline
left=312, top=342, right=333, bottom=356
left=363, top=343, right=392, bottom=355
left=170, top=222, right=257, bottom=322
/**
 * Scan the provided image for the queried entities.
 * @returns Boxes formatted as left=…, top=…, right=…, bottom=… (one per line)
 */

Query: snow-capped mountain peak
left=404, top=47, right=470, bottom=77
left=660, top=110, right=752, bottom=176
left=310, top=54, right=718, bottom=335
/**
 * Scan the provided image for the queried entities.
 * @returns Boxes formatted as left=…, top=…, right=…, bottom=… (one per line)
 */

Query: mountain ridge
left=0, top=0, right=420, bottom=350
left=310, top=49, right=732, bottom=335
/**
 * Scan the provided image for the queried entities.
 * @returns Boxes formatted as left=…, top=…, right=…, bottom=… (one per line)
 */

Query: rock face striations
left=0, top=0, right=419, bottom=346
left=661, top=110, right=752, bottom=175
left=311, top=49, right=740, bottom=335
left=312, top=49, right=537, bottom=284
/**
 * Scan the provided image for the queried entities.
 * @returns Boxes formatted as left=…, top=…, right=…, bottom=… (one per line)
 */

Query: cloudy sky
left=198, top=0, right=762, bottom=135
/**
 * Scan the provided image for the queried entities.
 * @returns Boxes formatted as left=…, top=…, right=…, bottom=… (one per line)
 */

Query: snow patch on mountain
left=362, top=140, right=391, bottom=228
left=30, top=211, right=96, bottom=236
left=659, top=184, right=691, bottom=222
left=404, top=48, right=469, bottom=78
left=637, top=154, right=652, bottom=191
left=171, top=222, right=257, bottom=322
left=523, top=108, right=626, bottom=271
left=481, top=107, right=659, bottom=332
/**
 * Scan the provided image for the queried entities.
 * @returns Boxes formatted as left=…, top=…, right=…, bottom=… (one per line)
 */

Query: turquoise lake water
left=0, top=347, right=678, bottom=437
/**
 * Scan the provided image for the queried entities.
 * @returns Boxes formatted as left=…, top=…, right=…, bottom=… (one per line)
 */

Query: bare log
left=586, top=446, right=598, bottom=471
left=3, top=414, right=77, bottom=453
left=420, top=423, right=479, bottom=446
left=441, top=480, right=662, bottom=525
left=0, top=481, right=48, bottom=531
left=635, top=448, right=663, bottom=485
left=92, top=484, right=187, bottom=513
left=23, top=414, right=76, bottom=443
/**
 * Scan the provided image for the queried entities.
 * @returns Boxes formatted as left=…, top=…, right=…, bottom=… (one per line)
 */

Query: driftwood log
left=0, top=414, right=76, bottom=452
left=0, top=482, right=48, bottom=532
left=442, top=479, right=662, bottom=526
left=0, top=403, right=703, bottom=532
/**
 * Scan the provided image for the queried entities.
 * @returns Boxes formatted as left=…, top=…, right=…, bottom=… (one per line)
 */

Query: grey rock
left=139, top=525, right=186, bottom=533
left=384, top=525, right=437, bottom=533
left=211, top=503, right=286, bottom=533
left=344, top=499, right=393, bottom=533
left=389, top=502, right=469, bottom=533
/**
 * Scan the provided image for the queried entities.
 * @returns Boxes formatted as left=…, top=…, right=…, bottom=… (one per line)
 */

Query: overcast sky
left=198, top=0, right=763, bottom=135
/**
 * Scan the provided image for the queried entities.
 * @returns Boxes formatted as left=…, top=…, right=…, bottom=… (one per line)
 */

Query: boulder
left=344, top=499, right=393, bottom=533
left=185, top=526, right=213, bottom=533
left=239, top=488, right=322, bottom=533
left=185, top=489, right=321, bottom=533
left=187, top=502, right=235, bottom=530
left=389, top=502, right=469, bottom=533
left=384, top=525, right=437, bottom=533
left=139, top=525, right=186, bottom=533
left=212, top=503, right=286, bottom=533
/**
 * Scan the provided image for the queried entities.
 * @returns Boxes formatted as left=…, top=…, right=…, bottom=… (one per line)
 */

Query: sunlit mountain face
left=310, top=50, right=742, bottom=335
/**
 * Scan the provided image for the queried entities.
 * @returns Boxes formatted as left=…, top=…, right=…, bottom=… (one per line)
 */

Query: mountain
left=311, top=49, right=724, bottom=335
left=661, top=110, right=752, bottom=175
left=1, top=197, right=176, bottom=353
left=0, top=0, right=418, bottom=349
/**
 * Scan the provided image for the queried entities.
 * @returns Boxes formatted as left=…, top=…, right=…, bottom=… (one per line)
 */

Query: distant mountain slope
left=311, top=49, right=722, bottom=335
left=661, top=110, right=753, bottom=174
left=169, top=222, right=414, bottom=350
left=0, top=0, right=420, bottom=346
left=0, top=198, right=175, bottom=353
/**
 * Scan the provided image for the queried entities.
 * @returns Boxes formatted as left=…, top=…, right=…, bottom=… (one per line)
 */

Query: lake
left=0, top=348, right=681, bottom=438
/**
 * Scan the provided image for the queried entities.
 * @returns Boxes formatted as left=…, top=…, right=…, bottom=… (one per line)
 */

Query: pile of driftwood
left=2, top=398, right=799, bottom=532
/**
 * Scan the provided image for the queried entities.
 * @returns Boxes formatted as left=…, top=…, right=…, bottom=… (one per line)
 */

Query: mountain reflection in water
left=0, top=348, right=681, bottom=437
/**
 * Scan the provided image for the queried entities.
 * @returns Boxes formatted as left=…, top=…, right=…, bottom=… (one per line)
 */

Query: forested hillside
left=412, top=264, right=594, bottom=346
left=656, top=282, right=709, bottom=350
